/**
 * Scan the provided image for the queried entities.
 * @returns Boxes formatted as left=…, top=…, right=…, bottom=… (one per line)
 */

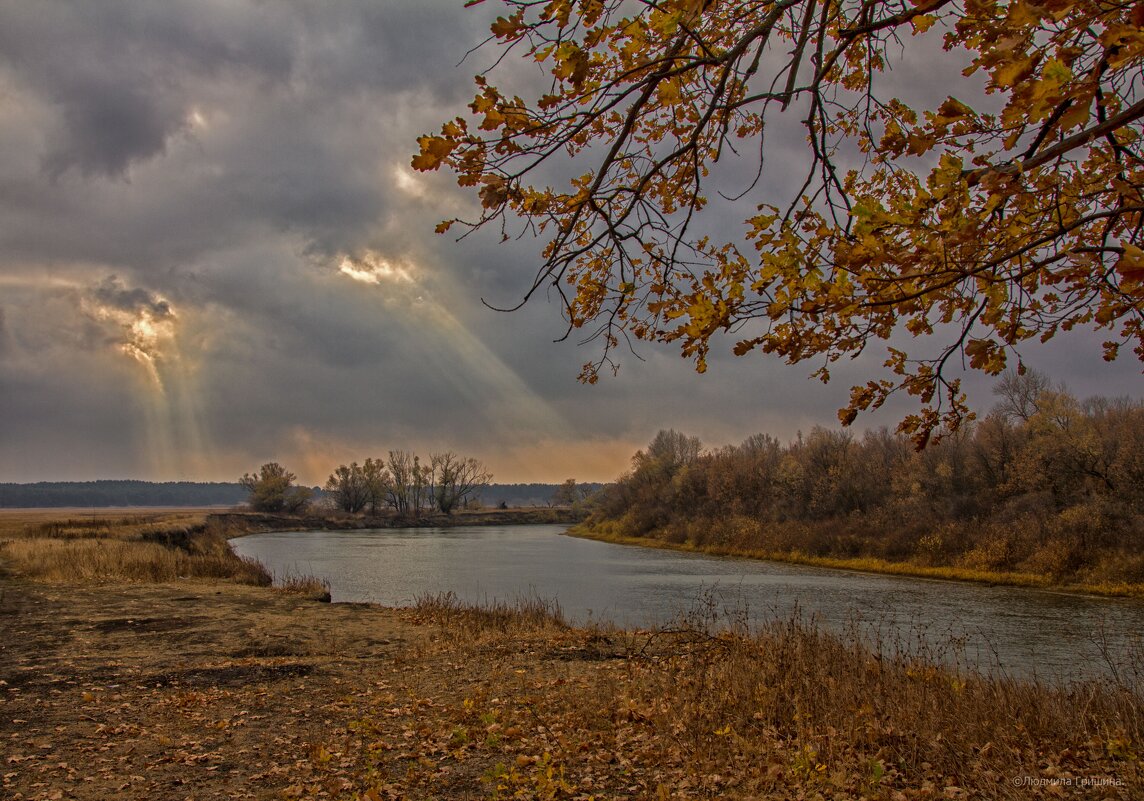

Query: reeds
left=413, top=590, right=568, bottom=633
left=276, top=571, right=333, bottom=602
left=631, top=613, right=1141, bottom=789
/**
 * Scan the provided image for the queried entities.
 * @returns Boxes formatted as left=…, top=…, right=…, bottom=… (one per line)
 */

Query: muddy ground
left=1, top=577, right=612, bottom=801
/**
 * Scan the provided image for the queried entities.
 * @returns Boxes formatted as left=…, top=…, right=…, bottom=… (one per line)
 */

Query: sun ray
left=80, top=279, right=216, bottom=479
left=334, top=250, right=571, bottom=439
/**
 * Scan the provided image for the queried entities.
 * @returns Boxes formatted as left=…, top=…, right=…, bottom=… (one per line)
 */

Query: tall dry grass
left=0, top=510, right=210, bottom=541
left=276, top=571, right=333, bottom=602
left=413, top=590, right=568, bottom=633
left=0, top=512, right=271, bottom=586
left=402, top=594, right=1142, bottom=798
left=621, top=615, right=1142, bottom=792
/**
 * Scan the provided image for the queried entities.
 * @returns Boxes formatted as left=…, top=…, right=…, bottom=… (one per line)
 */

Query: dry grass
left=1, top=559, right=1138, bottom=798
left=0, top=508, right=212, bottom=539
left=0, top=510, right=271, bottom=586
left=276, top=571, right=333, bottom=602
left=570, top=523, right=1144, bottom=598
left=370, top=594, right=1143, bottom=799
left=413, top=589, right=569, bottom=633
left=622, top=617, right=1141, bottom=795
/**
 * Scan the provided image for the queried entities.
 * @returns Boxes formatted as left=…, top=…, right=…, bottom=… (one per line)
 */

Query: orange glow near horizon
left=484, top=437, right=639, bottom=485
left=244, top=430, right=635, bottom=488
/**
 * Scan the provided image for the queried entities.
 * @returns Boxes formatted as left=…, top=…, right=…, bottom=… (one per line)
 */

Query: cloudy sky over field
left=0, top=0, right=1140, bottom=485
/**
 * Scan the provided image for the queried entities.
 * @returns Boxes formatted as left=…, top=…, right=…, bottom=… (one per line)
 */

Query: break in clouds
left=0, top=1, right=1139, bottom=484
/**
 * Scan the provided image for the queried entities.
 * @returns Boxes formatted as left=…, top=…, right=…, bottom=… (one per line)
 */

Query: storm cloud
left=0, top=1, right=1138, bottom=485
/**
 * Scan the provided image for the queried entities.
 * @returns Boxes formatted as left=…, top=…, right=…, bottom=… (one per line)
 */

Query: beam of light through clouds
left=333, top=248, right=573, bottom=441
left=0, top=1, right=1139, bottom=486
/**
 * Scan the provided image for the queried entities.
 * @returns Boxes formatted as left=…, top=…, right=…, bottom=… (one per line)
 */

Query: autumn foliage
left=418, top=0, right=1144, bottom=445
left=582, top=374, right=1144, bottom=590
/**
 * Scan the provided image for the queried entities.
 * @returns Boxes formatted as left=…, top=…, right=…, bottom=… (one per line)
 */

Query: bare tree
left=387, top=450, right=430, bottom=516
left=993, top=368, right=1052, bottom=423
left=361, top=457, right=392, bottom=516
left=325, top=462, right=370, bottom=514
left=430, top=451, right=493, bottom=515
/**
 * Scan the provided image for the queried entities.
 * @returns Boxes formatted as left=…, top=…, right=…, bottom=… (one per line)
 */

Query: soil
left=0, top=577, right=459, bottom=800
left=0, top=509, right=642, bottom=801
left=4, top=573, right=1140, bottom=800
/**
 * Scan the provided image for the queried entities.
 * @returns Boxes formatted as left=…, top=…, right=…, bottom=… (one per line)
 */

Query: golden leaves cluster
left=419, top=0, right=1144, bottom=446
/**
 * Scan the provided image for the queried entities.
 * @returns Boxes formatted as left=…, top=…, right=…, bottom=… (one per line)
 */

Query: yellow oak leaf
left=1115, top=243, right=1144, bottom=290
left=411, top=136, right=455, bottom=171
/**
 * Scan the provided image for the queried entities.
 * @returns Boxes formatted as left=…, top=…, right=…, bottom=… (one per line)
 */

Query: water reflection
left=232, top=524, right=1143, bottom=680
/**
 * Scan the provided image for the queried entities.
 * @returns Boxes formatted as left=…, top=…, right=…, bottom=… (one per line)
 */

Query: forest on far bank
left=0, top=481, right=248, bottom=509
left=0, top=480, right=575, bottom=510
left=582, top=371, right=1144, bottom=589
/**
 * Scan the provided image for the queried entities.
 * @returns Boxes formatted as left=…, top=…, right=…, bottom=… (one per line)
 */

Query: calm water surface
left=232, top=524, right=1143, bottom=680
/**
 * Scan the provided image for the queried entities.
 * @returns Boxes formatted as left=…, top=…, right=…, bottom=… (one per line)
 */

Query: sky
left=0, top=1, right=1140, bottom=486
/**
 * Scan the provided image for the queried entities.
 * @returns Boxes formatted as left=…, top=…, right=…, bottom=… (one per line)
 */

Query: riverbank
left=0, top=508, right=580, bottom=585
left=2, top=510, right=1142, bottom=798
left=212, top=506, right=582, bottom=536
left=566, top=524, right=1144, bottom=599
left=2, top=575, right=1140, bottom=800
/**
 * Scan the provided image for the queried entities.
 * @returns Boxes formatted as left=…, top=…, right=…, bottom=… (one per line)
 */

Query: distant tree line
left=0, top=478, right=577, bottom=510
left=584, top=371, right=1144, bottom=586
left=242, top=450, right=494, bottom=517
left=493, top=482, right=602, bottom=508
left=0, top=481, right=248, bottom=508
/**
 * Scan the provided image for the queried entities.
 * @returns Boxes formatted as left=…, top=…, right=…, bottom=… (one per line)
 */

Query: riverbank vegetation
left=578, top=372, right=1144, bottom=595
left=0, top=510, right=272, bottom=587
left=394, top=594, right=1141, bottom=800
left=206, top=506, right=581, bottom=537
left=2, top=510, right=1141, bottom=797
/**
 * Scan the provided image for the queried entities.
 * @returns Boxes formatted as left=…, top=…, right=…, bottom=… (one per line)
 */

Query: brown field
left=0, top=507, right=220, bottom=535
left=0, top=512, right=1141, bottom=799
left=0, top=508, right=269, bottom=586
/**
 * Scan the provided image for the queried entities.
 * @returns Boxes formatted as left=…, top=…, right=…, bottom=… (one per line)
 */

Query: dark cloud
left=0, top=1, right=481, bottom=279
left=89, top=275, right=173, bottom=319
left=0, top=1, right=298, bottom=179
left=0, top=1, right=475, bottom=180
left=287, top=2, right=478, bottom=100
left=0, top=2, right=1137, bottom=484
left=42, top=82, right=181, bottom=179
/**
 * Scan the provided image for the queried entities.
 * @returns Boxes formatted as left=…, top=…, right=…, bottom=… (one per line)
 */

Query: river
left=231, top=523, right=1143, bottom=681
